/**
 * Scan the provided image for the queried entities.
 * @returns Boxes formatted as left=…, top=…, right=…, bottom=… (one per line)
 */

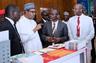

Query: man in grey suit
left=42, top=8, right=69, bottom=47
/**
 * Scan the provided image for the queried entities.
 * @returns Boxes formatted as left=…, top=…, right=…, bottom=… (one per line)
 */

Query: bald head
left=74, top=4, right=83, bottom=9
left=73, top=4, right=84, bottom=16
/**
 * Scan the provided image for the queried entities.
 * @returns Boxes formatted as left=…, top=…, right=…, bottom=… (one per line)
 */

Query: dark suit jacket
left=42, top=20, right=69, bottom=47
left=0, top=18, right=24, bottom=56
left=94, top=23, right=96, bottom=36
left=38, top=19, right=49, bottom=34
left=38, top=19, right=49, bottom=48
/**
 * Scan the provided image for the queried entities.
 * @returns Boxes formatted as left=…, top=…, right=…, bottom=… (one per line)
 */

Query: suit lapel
left=55, top=21, right=61, bottom=33
left=5, top=18, right=20, bottom=40
left=48, top=21, right=53, bottom=36
left=54, top=21, right=61, bottom=37
left=5, top=19, right=15, bottom=30
left=57, top=21, right=61, bottom=32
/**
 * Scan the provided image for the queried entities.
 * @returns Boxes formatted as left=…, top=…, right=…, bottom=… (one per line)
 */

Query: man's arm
left=85, top=18, right=95, bottom=43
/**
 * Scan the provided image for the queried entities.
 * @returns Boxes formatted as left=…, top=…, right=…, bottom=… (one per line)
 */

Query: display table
left=11, top=47, right=87, bottom=63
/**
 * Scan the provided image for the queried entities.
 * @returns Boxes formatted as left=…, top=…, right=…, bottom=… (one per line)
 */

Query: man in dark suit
left=38, top=10, right=50, bottom=48
left=42, top=8, right=69, bottom=47
left=0, top=4, right=24, bottom=56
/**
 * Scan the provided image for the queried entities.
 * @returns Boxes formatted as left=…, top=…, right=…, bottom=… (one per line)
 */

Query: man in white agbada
left=68, top=4, right=94, bottom=63
left=16, top=3, right=42, bottom=53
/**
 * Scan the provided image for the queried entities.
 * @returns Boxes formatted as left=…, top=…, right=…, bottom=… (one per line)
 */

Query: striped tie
left=52, top=22, right=55, bottom=34
left=76, top=16, right=80, bottom=37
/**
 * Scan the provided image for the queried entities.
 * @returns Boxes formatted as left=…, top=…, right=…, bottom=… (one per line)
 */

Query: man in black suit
left=0, top=4, right=24, bottom=56
left=42, top=8, right=69, bottom=47
left=38, top=10, right=50, bottom=48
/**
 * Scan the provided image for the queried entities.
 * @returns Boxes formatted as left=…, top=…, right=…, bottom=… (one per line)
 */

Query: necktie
left=52, top=22, right=55, bottom=34
left=76, top=17, right=80, bottom=37
left=14, top=24, right=25, bottom=53
left=52, top=22, right=55, bottom=45
left=14, top=24, right=21, bottom=40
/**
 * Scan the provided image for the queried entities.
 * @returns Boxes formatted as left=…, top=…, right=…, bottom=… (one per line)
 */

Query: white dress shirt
left=16, top=15, right=42, bottom=53
left=68, top=14, right=94, bottom=49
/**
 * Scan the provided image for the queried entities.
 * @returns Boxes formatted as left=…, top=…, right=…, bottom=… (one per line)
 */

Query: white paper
left=39, top=48, right=55, bottom=53
left=0, top=30, right=9, bottom=42
left=48, top=44, right=65, bottom=49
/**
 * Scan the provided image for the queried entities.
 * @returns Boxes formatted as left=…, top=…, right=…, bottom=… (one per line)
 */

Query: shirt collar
left=76, top=13, right=84, bottom=17
left=42, top=18, right=47, bottom=22
left=5, top=17, right=14, bottom=26
left=52, top=20, right=59, bottom=24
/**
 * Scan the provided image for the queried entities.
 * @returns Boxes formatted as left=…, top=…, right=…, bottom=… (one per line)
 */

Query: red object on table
left=42, top=48, right=76, bottom=63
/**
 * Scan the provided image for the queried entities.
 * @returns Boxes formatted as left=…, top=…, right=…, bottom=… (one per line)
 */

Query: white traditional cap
left=24, top=3, right=35, bottom=10
left=63, top=11, right=69, bottom=15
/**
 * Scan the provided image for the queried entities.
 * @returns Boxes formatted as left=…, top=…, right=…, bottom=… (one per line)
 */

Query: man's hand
left=46, top=37, right=53, bottom=42
left=46, top=37, right=61, bottom=43
left=33, top=24, right=42, bottom=32
left=53, top=37, right=61, bottom=42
